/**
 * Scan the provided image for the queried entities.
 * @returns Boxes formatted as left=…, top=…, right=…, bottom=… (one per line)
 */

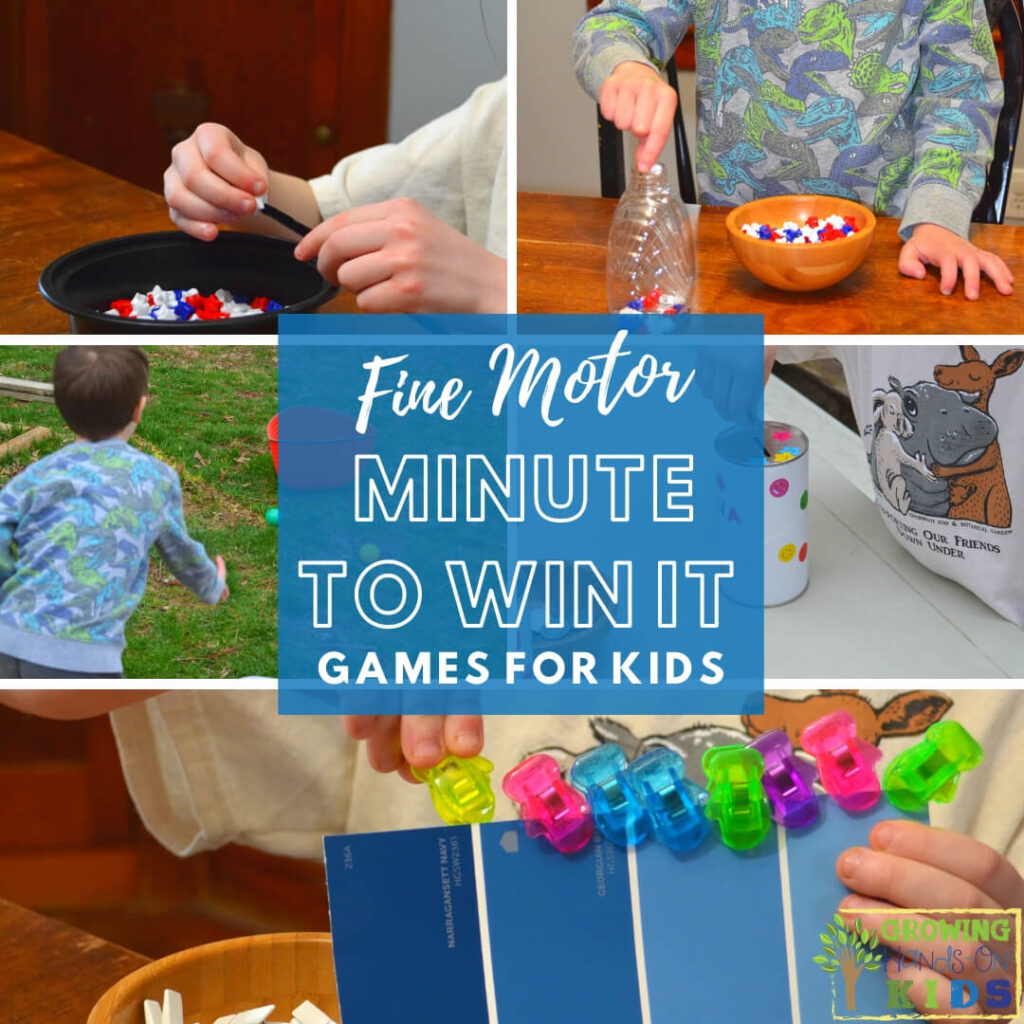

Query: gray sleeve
left=573, top=0, right=694, bottom=101
left=154, top=475, right=225, bottom=605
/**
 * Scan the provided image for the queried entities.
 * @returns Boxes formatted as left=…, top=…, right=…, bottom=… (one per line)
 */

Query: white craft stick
left=291, top=1001, right=337, bottom=1024
left=143, top=999, right=162, bottom=1024
left=211, top=1016, right=236, bottom=1024
left=161, top=989, right=184, bottom=1024
left=229, top=1005, right=275, bottom=1024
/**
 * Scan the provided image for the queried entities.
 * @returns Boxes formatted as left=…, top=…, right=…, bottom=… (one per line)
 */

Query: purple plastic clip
left=748, top=730, right=819, bottom=828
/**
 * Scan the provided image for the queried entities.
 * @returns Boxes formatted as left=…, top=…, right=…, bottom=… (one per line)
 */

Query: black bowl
left=39, top=231, right=339, bottom=333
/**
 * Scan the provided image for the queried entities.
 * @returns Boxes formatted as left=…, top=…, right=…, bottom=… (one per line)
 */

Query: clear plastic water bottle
left=606, top=162, right=696, bottom=315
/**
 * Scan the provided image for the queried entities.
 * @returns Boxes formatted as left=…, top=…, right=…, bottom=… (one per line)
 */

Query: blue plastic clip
left=625, top=748, right=708, bottom=851
left=569, top=743, right=649, bottom=846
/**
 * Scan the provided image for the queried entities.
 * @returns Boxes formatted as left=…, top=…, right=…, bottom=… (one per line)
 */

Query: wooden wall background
left=0, top=0, right=391, bottom=194
left=0, top=703, right=330, bottom=958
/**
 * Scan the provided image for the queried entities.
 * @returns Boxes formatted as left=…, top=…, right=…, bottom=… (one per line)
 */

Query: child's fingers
left=194, top=127, right=268, bottom=198
left=401, top=715, right=446, bottom=769
left=897, top=241, right=928, bottom=280
left=938, top=253, right=960, bottom=296
left=343, top=715, right=380, bottom=741
left=215, top=555, right=226, bottom=580
left=294, top=201, right=406, bottom=261
left=365, top=717, right=404, bottom=773
left=638, top=94, right=677, bottom=171
left=168, top=206, right=219, bottom=242
left=316, top=225, right=392, bottom=286
left=443, top=715, right=484, bottom=759
left=612, top=88, right=638, bottom=132
left=978, top=250, right=1014, bottom=295
left=960, top=252, right=981, bottom=300
left=632, top=86, right=658, bottom=140
left=869, top=821, right=1024, bottom=910
left=335, top=252, right=393, bottom=295
left=837, top=845, right=1001, bottom=911
left=600, top=80, right=622, bottom=123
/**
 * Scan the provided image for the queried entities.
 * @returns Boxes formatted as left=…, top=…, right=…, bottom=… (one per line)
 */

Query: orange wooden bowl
left=725, top=195, right=876, bottom=292
left=88, top=933, right=338, bottom=1024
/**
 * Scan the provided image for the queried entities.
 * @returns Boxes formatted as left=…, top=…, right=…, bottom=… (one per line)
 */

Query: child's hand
left=898, top=224, right=1014, bottom=300
left=836, top=820, right=1024, bottom=1022
left=600, top=61, right=678, bottom=174
left=216, top=555, right=229, bottom=602
left=343, top=714, right=485, bottom=782
left=293, top=198, right=506, bottom=312
left=164, top=124, right=270, bottom=241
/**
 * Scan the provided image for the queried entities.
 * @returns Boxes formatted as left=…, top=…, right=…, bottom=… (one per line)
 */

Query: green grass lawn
left=0, top=346, right=277, bottom=678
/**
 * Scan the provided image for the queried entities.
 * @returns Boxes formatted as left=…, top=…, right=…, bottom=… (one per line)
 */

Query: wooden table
left=518, top=192, right=1024, bottom=333
left=0, top=131, right=357, bottom=333
left=2, top=897, right=148, bottom=1023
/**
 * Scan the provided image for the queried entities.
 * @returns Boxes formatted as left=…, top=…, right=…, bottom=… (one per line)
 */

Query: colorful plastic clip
left=882, top=721, right=983, bottom=813
left=569, top=743, right=650, bottom=847
left=702, top=745, right=771, bottom=850
left=748, top=730, right=820, bottom=829
left=412, top=755, right=496, bottom=825
left=625, top=748, right=709, bottom=852
left=502, top=754, right=594, bottom=854
left=801, top=711, right=882, bottom=812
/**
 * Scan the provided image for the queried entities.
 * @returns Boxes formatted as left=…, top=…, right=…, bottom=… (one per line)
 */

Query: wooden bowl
left=87, top=933, right=338, bottom=1024
left=725, top=195, right=876, bottom=292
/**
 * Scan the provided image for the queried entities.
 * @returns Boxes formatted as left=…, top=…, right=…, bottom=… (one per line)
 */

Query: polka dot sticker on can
left=770, top=478, right=789, bottom=498
left=778, top=543, right=796, bottom=562
left=799, top=542, right=808, bottom=562
left=800, top=490, right=808, bottom=510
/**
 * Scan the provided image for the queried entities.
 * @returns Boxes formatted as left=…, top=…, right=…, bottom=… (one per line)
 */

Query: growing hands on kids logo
left=163, top=82, right=507, bottom=314
left=837, top=819, right=1024, bottom=1022
left=580, top=2, right=1014, bottom=300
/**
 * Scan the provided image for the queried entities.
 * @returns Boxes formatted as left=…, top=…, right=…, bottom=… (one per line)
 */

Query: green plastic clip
left=412, top=754, right=496, bottom=825
left=883, top=721, right=983, bottom=812
left=701, top=745, right=772, bottom=851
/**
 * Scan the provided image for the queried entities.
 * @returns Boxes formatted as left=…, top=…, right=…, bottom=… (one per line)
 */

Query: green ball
left=265, top=508, right=279, bottom=526
left=359, top=542, right=380, bottom=563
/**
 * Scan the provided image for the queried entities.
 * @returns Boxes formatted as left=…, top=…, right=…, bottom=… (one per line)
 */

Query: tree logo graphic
left=814, top=912, right=884, bottom=1012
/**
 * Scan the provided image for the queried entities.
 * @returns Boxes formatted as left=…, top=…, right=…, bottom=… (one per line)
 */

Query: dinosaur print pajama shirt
left=574, top=0, right=1003, bottom=238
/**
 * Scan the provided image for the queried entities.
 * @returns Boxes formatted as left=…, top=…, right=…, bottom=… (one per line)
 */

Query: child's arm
left=573, top=2, right=692, bottom=172
left=897, top=0, right=1013, bottom=299
left=164, top=124, right=322, bottom=242
left=154, top=475, right=227, bottom=605
left=342, top=714, right=485, bottom=782
left=837, top=820, right=1024, bottom=1018
left=0, top=487, right=17, bottom=587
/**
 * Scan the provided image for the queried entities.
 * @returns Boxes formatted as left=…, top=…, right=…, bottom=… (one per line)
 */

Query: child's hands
left=898, top=224, right=1014, bottom=300
left=215, top=555, right=229, bottom=602
left=164, top=123, right=270, bottom=241
left=837, top=820, right=1024, bottom=1022
left=600, top=61, right=678, bottom=173
left=293, top=198, right=506, bottom=312
left=343, top=714, right=484, bottom=782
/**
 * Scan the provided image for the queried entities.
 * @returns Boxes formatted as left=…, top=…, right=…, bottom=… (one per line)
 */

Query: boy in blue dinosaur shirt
left=0, top=347, right=227, bottom=679
left=574, top=0, right=1014, bottom=300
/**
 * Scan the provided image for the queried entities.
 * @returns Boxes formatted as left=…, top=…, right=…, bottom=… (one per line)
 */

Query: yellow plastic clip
left=413, top=755, right=496, bottom=825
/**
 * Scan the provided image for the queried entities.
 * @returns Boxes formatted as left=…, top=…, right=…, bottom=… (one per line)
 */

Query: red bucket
left=267, top=414, right=280, bottom=474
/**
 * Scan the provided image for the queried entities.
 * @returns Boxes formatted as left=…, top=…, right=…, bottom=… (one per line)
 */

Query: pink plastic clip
left=801, top=711, right=881, bottom=812
left=502, top=754, right=594, bottom=854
